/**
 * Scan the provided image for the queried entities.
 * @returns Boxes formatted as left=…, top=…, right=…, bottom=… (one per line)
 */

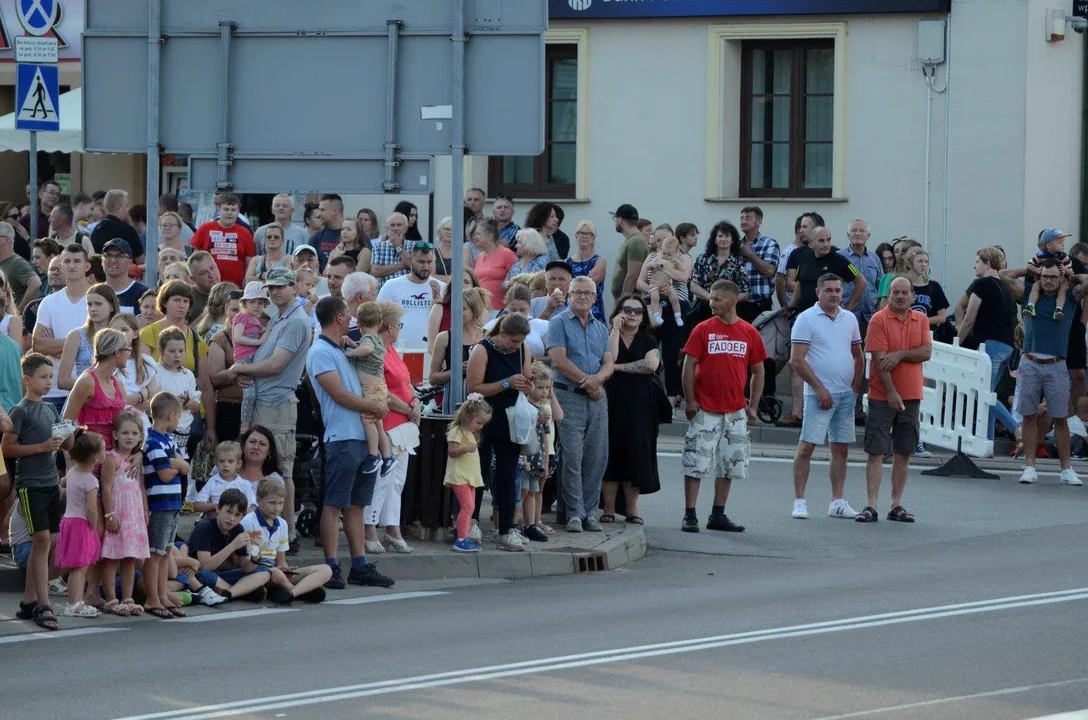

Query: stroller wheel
left=758, top=396, right=782, bottom=425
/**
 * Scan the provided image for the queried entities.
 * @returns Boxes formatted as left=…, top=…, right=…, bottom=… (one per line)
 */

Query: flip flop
left=167, top=605, right=187, bottom=618
left=625, top=516, right=645, bottom=525
left=599, top=514, right=616, bottom=523
left=145, top=606, right=174, bottom=620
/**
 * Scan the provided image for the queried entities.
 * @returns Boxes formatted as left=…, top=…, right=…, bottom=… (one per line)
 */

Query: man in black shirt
left=787, top=227, right=866, bottom=313
left=89, top=189, right=145, bottom=264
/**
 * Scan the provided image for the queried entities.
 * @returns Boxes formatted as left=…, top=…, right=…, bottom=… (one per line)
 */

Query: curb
left=0, top=524, right=649, bottom=593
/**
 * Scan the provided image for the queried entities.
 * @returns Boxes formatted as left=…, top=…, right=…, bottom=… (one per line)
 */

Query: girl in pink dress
left=55, top=429, right=106, bottom=618
left=99, top=410, right=149, bottom=616
left=64, top=328, right=130, bottom=451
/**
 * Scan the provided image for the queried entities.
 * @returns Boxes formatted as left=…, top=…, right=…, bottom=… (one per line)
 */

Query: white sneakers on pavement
left=1019, top=466, right=1038, bottom=484
left=1060, top=468, right=1083, bottom=486
left=828, top=499, right=859, bottom=519
left=791, top=499, right=808, bottom=519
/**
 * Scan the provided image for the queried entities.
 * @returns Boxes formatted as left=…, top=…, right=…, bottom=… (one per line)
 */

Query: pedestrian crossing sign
left=15, top=62, right=59, bottom=132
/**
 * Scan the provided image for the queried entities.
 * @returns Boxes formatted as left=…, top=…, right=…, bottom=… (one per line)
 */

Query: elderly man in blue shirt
left=547, top=276, right=614, bottom=532
left=837, top=219, right=883, bottom=335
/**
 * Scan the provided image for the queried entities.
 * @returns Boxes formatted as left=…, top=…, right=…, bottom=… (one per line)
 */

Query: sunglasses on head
left=228, top=290, right=243, bottom=300
left=412, top=241, right=434, bottom=251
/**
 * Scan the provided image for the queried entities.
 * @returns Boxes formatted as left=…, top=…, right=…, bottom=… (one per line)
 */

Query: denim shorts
left=323, top=440, right=378, bottom=509
left=800, top=391, right=856, bottom=445
left=12, top=542, right=31, bottom=569
left=148, top=510, right=180, bottom=556
left=215, top=566, right=270, bottom=587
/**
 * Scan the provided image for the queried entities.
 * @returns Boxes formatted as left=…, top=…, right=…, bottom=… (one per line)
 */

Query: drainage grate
left=575, top=553, right=606, bottom=573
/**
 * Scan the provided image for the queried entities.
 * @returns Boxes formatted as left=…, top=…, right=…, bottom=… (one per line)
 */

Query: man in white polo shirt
left=788, top=273, right=863, bottom=520
left=31, top=244, right=90, bottom=415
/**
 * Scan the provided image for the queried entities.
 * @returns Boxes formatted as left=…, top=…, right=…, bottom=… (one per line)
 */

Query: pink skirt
left=54, top=517, right=102, bottom=569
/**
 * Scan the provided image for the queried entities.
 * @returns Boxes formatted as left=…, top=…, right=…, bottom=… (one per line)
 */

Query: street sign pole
left=29, top=131, right=37, bottom=240
left=145, top=0, right=161, bottom=288
left=449, top=0, right=466, bottom=405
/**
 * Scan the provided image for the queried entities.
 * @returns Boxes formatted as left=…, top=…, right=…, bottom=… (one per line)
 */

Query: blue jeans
left=983, top=340, right=1019, bottom=441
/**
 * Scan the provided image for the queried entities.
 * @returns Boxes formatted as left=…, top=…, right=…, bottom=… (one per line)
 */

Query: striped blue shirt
left=144, top=427, right=183, bottom=512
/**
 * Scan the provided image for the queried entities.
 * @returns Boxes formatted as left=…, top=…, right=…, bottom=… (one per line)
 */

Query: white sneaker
left=48, top=578, right=68, bottom=597
left=828, top=500, right=859, bottom=519
left=468, top=522, right=482, bottom=542
left=1059, top=468, right=1083, bottom=486
left=197, top=586, right=229, bottom=607
left=1019, top=466, right=1038, bottom=484
left=497, top=531, right=525, bottom=552
left=791, top=499, right=808, bottom=519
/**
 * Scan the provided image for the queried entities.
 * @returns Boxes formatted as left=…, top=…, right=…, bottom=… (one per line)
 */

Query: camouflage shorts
left=682, top=409, right=751, bottom=482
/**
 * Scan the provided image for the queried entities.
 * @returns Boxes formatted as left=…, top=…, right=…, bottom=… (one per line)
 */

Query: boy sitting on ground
left=240, top=478, right=332, bottom=604
left=187, top=488, right=274, bottom=603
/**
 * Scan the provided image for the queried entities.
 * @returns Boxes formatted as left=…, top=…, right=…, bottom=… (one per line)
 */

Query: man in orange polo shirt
left=859, top=276, right=932, bottom=523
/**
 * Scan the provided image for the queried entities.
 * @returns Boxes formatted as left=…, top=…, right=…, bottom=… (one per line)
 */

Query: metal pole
left=145, top=0, right=162, bottom=287
left=383, top=20, right=402, bottom=192
left=29, top=132, right=38, bottom=241
left=216, top=21, right=236, bottom=191
left=448, top=0, right=466, bottom=408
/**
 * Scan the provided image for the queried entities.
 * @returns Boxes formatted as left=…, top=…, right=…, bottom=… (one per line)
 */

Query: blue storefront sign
left=549, top=0, right=950, bottom=20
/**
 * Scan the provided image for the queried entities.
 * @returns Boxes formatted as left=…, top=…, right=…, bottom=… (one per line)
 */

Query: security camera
left=1069, top=16, right=1088, bottom=33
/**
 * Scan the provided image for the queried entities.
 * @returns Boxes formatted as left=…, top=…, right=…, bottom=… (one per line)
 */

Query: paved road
left=1, top=455, right=1086, bottom=719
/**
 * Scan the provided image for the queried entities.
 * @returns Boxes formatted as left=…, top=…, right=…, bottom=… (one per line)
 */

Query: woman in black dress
left=601, top=295, right=662, bottom=524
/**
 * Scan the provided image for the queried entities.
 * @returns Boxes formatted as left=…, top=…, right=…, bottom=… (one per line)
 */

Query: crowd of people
left=0, top=179, right=1081, bottom=631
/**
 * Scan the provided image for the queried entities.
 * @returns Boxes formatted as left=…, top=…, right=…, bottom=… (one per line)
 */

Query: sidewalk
left=0, top=500, right=648, bottom=594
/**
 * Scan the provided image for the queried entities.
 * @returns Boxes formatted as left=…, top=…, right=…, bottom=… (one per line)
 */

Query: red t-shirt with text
left=191, top=220, right=256, bottom=287
left=681, top=316, right=767, bottom=414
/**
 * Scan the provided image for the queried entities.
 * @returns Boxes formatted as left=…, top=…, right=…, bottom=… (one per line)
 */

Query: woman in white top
left=483, top=285, right=549, bottom=360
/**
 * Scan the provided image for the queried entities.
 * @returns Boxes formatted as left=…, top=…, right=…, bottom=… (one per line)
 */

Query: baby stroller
left=752, top=306, right=793, bottom=424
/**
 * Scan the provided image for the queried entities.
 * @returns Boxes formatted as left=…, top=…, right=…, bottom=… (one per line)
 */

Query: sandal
left=599, top=514, right=616, bottom=524
left=121, top=599, right=143, bottom=616
left=102, top=599, right=128, bottom=616
left=63, top=601, right=100, bottom=618
left=167, top=605, right=187, bottom=618
left=625, top=516, right=645, bottom=525
left=32, top=605, right=59, bottom=631
left=854, top=506, right=879, bottom=523
left=15, top=600, right=37, bottom=620
left=144, top=606, right=174, bottom=620
left=538, top=523, right=556, bottom=535
left=887, top=505, right=916, bottom=523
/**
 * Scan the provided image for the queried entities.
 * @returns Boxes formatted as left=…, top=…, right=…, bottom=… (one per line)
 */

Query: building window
left=488, top=44, right=577, bottom=199
left=740, top=40, right=834, bottom=198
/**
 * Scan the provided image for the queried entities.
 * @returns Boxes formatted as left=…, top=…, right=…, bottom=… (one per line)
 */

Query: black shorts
left=864, top=399, right=921, bottom=456
left=17, top=485, right=61, bottom=535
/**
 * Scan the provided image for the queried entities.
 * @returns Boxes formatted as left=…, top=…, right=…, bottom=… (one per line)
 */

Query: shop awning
left=0, top=87, right=82, bottom=153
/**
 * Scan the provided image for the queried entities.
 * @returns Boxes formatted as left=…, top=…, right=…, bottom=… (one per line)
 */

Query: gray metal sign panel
left=83, top=0, right=546, bottom=157
left=187, top=157, right=434, bottom=195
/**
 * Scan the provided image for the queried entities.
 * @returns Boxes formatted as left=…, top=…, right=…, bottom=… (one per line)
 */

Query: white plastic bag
left=506, top=392, right=538, bottom=445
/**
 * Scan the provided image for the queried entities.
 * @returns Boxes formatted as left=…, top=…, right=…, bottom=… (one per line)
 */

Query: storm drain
left=574, top=553, right=606, bottom=573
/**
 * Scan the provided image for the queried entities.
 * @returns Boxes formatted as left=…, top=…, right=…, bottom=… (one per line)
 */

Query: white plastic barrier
left=918, top=340, right=996, bottom=458
left=864, top=339, right=996, bottom=458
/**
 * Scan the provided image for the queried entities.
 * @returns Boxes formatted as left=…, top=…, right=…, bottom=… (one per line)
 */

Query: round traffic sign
left=18, top=0, right=59, bottom=38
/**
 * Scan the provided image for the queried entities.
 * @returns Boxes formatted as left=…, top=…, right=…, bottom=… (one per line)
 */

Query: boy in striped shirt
left=143, top=392, right=189, bottom=619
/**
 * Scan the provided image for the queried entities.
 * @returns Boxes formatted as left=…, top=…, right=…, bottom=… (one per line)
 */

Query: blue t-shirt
left=305, top=335, right=366, bottom=443
left=546, top=311, right=609, bottom=377
left=144, top=427, right=183, bottom=512
left=187, top=517, right=246, bottom=564
left=1023, top=292, right=1076, bottom=357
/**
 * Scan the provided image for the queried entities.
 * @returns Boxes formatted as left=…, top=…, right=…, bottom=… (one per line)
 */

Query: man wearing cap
left=186, top=251, right=221, bottom=323
left=531, top=261, right=573, bottom=321
left=291, top=244, right=330, bottom=296
left=0, top=222, right=40, bottom=313
left=376, top=243, right=445, bottom=351
left=610, top=204, right=648, bottom=302
left=230, top=266, right=313, bottom=553
left=370, top=213, right=412, bottom=288
left=102, top=239, right=147, bottom=316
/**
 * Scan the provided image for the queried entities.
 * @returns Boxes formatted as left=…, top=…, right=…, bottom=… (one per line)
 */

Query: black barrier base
left=921, top=451, right=1000, bottom=480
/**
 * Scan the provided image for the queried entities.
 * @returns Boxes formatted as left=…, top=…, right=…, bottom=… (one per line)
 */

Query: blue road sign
left=15, top=63, right=59, bottom=132
left=17, top=0, right=59, bottom=37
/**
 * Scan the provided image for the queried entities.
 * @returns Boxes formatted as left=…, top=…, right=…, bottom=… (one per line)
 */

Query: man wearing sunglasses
left=1017, top=261, right=1088, bottom=487
left=376, top=241, right=445, bottom=351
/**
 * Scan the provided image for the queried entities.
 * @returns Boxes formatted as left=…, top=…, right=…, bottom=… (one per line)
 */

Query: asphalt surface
left=1, top=453, right=1086, bottom=720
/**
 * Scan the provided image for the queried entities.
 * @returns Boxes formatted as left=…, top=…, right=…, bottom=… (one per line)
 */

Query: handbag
left=506, top=392, right=539, bottom=445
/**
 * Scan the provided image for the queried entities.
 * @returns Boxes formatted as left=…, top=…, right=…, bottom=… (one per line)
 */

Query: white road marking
left=0, top=627, right=124, bottom=644
left=116, top=587, right=1088, bottom=720
left=173, top=608, right=296, bottom=623
left=813, top=677, right=1088, bottom=719
left=658, top=452, right=1066, bottom=477
left=324, top=591, right=448, bottom=606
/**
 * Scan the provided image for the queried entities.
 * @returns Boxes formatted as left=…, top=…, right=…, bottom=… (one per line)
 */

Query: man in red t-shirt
left=190, top=193, right=256, bottom=287
left=680, top=279, right=767, bottom=534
